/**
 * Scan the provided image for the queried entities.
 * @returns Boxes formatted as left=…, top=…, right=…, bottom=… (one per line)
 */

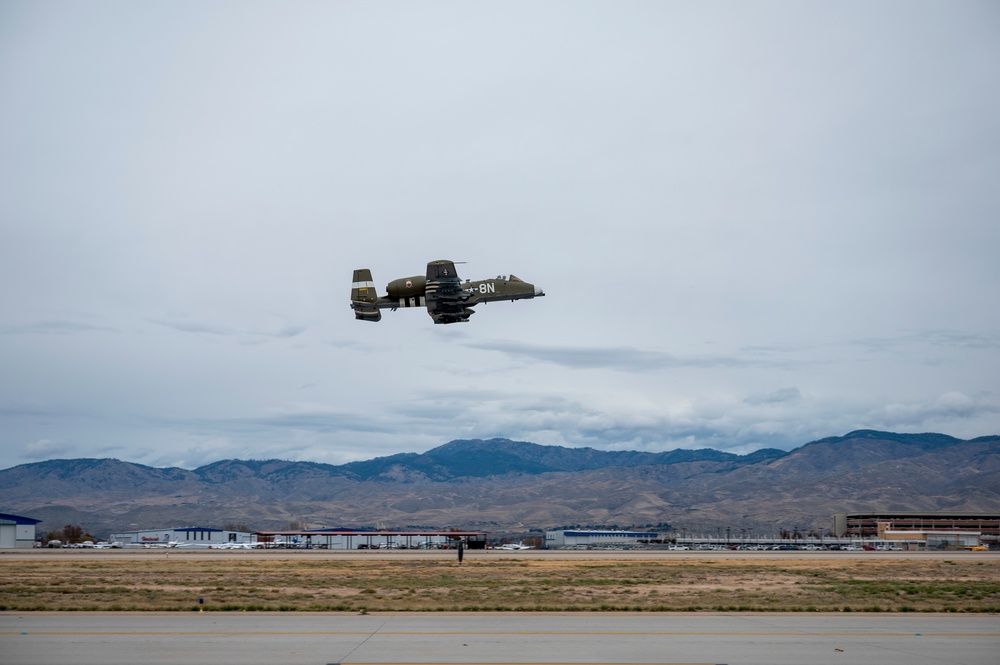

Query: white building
left=0, top=512, right=41, bottom=548
left=880, top=529, right=985, bottom=550
left=545, top=529, right=660, bottom=549
left=253, top=529, right=485, bottom=549
left=109, top=526, right=253, bottom=548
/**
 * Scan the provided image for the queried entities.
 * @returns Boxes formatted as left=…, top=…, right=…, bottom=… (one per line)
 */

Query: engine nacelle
left=386, top=275, right=426, bottom=299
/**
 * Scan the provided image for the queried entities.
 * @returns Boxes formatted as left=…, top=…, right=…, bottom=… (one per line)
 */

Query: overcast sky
left=2, top=1, right=998, bottom=471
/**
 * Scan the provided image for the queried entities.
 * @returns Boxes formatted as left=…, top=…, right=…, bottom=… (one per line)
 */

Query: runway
left=2, top=612, right=998, bottom=665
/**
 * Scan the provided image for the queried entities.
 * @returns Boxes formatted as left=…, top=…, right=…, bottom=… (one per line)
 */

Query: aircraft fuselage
left=351, top=260, right=544, bottom=324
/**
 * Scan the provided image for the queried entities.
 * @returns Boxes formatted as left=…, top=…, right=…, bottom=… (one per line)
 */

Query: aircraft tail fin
left=351, top=268, right=381, bottom=322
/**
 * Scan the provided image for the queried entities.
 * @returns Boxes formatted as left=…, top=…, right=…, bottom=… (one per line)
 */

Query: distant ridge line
left=1, top=430, right=997, bottom=537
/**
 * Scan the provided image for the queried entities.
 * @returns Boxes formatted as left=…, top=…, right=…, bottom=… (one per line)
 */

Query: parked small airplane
left=351, top=260, right=544, bottom=324
left=497, top=542, right=534, bottom=550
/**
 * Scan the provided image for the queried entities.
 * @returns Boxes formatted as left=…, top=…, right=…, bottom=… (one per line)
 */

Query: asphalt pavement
left=2, top=611, right=998, bottom=665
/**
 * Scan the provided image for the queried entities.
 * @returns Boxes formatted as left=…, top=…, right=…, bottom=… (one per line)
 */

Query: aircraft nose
left=534, top=286, right=545, bottom=296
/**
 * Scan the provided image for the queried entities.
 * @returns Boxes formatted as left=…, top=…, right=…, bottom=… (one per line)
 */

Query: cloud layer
left=2, top=2, right=998, bottom=470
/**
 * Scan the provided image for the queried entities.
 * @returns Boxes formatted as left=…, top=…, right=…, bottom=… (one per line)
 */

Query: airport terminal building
left=834, top=512, right=999, bottom=549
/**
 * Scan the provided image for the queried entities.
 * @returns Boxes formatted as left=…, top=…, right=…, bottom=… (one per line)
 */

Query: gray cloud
left=744, top=387, right=802, bottom=406
left=0, top=320, right=114, bottom=335
left=148, top=318, right=307, bottom=340
left=851, top=330, right=1000, bottom=353
left=865, top=392, right=1000, bottom=430
left=465, top=340, right=798, bottom=371
left=21, top=439, right=78, bottom=461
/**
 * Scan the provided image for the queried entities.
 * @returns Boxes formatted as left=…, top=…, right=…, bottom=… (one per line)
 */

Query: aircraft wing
left=424, top=260, right=475, bottom=324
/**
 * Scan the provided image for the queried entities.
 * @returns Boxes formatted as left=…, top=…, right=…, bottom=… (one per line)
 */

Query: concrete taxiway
left=2, top=612, right=998, bottom=665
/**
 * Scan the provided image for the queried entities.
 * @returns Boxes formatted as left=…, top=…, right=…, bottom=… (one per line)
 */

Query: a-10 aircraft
left=351, top=259, right=544, bottom=324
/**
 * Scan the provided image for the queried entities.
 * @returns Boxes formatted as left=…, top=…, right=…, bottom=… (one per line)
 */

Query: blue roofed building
left=0, top=512, right=42, bottom=548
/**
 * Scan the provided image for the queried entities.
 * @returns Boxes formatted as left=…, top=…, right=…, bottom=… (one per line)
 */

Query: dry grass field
left=2, top=550, right=998, bottom=613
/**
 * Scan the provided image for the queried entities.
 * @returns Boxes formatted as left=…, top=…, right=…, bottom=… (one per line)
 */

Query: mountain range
left=1, top=430, right=998, bottom=538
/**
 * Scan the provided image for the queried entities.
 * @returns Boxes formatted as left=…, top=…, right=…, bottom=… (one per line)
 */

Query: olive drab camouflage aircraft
left=351, top=260, right=544, bottom=324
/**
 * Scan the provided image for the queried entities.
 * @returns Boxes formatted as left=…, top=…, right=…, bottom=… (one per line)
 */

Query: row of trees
left=39, top=524, right=95, bottom=545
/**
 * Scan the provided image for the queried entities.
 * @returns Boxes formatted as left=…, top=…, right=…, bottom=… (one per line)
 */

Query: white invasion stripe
left=396, top=297, right=425, bottom=308
left=352, top=281, right=376, bottom=289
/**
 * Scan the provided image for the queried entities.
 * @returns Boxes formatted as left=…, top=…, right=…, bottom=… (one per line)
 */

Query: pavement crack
left=333, top=618, right=387, bottom=664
